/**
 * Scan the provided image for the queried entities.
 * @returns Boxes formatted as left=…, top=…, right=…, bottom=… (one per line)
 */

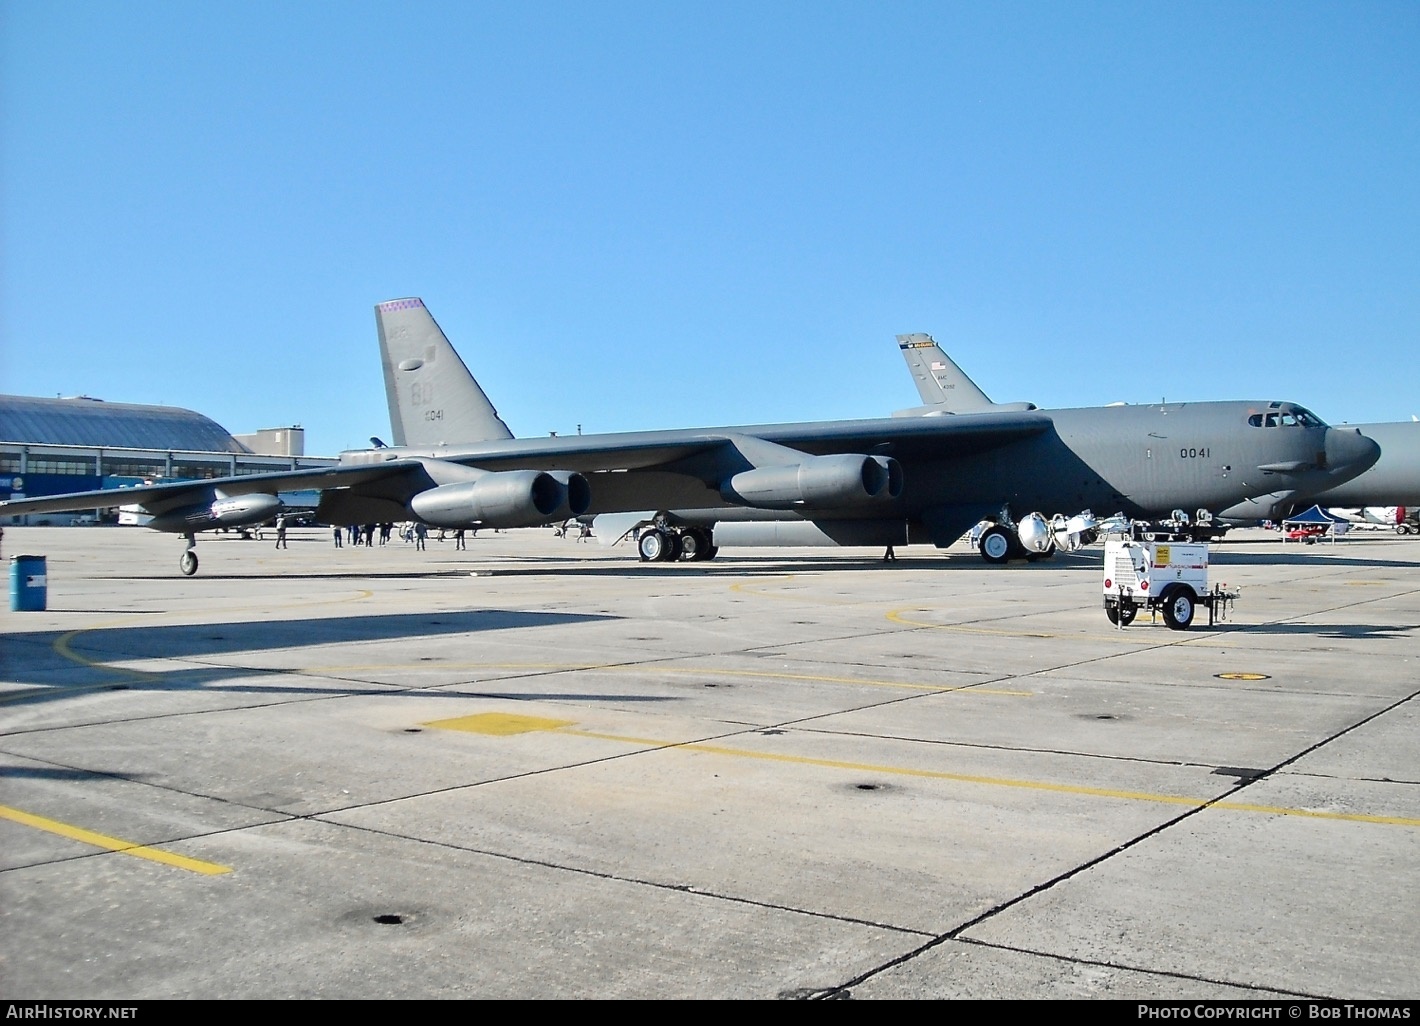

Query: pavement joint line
left=820, top=679, right=1420, bottom=996
left=313, top=816, right=932, bottom=938
left=292, top=660, right=1032, bottom=696
left=956, top=938, right=1328, bottom=998
left=823, top=936, right=1317, bottom=1004
left=0, top=803, right=233, bottom=875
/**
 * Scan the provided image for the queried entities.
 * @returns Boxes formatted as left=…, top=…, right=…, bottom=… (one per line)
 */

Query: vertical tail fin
left=896, top=333, right=996, bottom=411
left=375, top=298, right=514, bottom=446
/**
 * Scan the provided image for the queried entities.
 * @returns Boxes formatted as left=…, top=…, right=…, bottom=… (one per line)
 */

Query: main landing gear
left=976, top=523, right=1055, bottom=565
left=637, top=526, right=718, bottom=562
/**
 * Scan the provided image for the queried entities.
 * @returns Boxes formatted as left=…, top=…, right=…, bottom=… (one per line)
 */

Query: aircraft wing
left=421, top=410, right=1052, bottom=474
left=0, top=462, right=422, bottom=517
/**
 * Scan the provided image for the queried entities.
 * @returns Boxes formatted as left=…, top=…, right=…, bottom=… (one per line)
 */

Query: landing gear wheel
left=1026, top=541, right=1057, bottom=562
left=979, top=525, right=1014, bottom=565
left=679, top=528, right=712, bottom=561
left=637, top=529, right=679, bottom=562
left=638, top=530, right=665, bottom=562
left=1161, top=588, right=1196, bottom=631
left=179, top=550, right=199, bottom=576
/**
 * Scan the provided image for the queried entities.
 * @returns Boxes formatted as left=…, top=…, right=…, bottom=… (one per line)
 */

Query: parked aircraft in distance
left=1329, top=507, right=1404, bottom=527
left=1297, top=421, right=1420, bottom=514
left=893, top=333, right=1418, bottom=528
left=0, top=299, right=1380, bottom=573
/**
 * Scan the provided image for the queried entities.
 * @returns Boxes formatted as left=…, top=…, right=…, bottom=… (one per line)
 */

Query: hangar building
left=1, top=394, right=335, bottom=522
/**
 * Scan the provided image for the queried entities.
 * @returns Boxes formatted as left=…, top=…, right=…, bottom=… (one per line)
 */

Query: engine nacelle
left=408, top=470, right=588, bottom=528
left=720, top=454, right=903, bottom=510
left=546, top=471, right=592, bottom=517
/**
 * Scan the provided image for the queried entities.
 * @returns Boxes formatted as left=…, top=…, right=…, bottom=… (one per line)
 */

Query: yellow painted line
left=54, top=628, right=161, bottom=682
left=886, top=606, right=1194, bottom=644
left=886, top=607, right=1063, bottom=639
left=728, top=576, right=801, bottom=599
left=728, top=575, right=878, bottom=607
left=47, top=589, right=375, bottom=681
left=1206, top=799, right=1420, bottom=827
left=467, top=722, right=1420, bottom=830
left=0, top=804, right=232, bottom=875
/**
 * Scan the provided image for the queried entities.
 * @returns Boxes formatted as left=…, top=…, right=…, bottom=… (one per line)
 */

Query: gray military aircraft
left=0, top=298, right=1380, bottom=573
left=893, top=332, right=1417, bottom=526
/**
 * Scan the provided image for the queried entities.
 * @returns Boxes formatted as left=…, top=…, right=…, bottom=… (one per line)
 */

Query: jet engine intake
left=409, top=470, right=589, bottom=528
left=546, top=471, right=592, bottom=517
left=720, top=454, right=903, bottom=510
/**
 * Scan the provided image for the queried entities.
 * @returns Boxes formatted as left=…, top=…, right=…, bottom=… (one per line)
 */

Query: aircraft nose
left=1324, top=427, right=1380, bottom=480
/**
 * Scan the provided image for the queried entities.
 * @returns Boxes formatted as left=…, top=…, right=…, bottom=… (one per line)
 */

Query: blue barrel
left=10, top=555, right=47, bottom=612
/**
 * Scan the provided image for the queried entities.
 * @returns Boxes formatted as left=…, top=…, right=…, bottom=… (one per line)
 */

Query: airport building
left=0, top=395, right=335, bottom=523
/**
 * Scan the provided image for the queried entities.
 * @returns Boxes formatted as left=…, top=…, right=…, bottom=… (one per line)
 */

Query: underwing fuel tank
left=148, top=493, right=283, bottom=533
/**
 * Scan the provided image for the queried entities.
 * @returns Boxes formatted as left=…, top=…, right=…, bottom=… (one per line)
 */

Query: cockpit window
left=1248, top=405, right=1327, bottom=428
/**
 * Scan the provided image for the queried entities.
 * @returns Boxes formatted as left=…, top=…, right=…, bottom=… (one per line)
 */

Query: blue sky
left=3, top=1, right=1416, bottom=455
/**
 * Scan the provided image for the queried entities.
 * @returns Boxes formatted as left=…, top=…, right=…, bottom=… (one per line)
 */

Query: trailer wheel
left=1105, top=601, right=1138, bottom=626
left=1161, top=587, right=1196, bottom=631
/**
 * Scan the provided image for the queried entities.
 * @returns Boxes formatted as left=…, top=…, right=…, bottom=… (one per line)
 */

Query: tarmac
left=1, top=524, right=1417, bottom=999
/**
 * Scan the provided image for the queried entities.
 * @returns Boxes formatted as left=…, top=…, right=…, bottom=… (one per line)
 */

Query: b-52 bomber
left=0, top=298, right=1379, bottom=574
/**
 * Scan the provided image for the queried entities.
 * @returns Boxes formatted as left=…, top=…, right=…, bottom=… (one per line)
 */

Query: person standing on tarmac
left=332, top=524, right=342, bottom=547
left=415, top=522, right=428, bottom=551
left=275, top=516, right=288, bottom=549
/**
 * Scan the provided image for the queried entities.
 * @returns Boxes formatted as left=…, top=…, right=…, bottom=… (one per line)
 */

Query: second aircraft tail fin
left=894, top=333, right=1037, bottom=415
left=896, top=333, right=997, bottom=411
left=376, top=298, right=514, bottom=446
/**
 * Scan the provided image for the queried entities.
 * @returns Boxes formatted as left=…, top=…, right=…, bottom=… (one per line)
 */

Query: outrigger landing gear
left=180, top=534, right=199, bottom=576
